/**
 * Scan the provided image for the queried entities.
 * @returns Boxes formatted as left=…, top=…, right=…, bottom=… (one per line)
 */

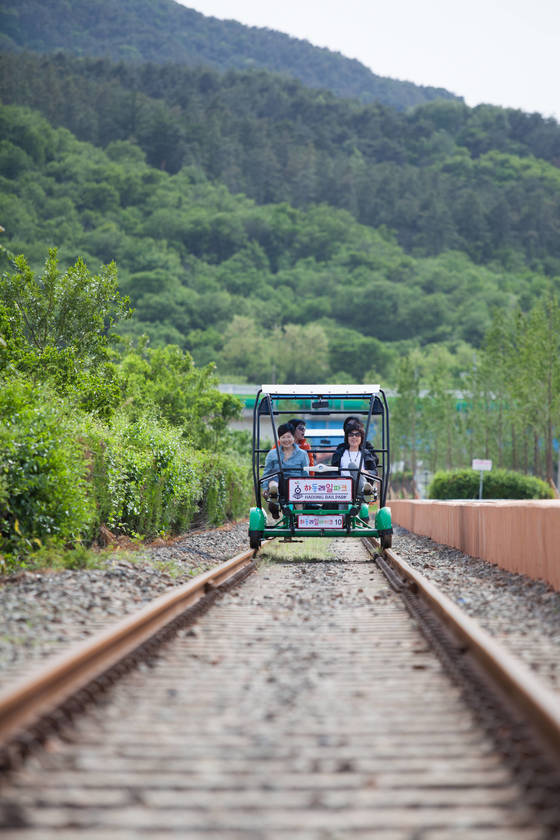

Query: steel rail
left=367, top=539, right=560, bottom=761
left=0, top=546, right=257, bottom=752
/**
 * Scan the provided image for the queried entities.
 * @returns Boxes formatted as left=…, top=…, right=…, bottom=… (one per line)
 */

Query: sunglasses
left=348, top=431, right=361, bottom=437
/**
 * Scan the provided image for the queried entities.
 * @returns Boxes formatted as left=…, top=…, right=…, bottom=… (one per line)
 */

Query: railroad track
left=1, top=536, right=560, bottom=838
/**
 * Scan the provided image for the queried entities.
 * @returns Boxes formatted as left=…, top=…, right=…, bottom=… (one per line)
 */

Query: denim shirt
left=263, top=445, right=310, bottom=489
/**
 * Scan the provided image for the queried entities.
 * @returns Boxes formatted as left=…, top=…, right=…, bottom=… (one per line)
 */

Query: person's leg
left=264, top=480, right=280, bottom=518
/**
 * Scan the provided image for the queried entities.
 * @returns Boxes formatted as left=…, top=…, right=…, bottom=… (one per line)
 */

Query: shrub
left=0, top=390, right=252, bottom=571
left=428, top=468, right=554, bottom=500
left=196, top=450, right=252, bottom=525
left=84, top=413, right=251, bottom=537
left=0, top=246, right=251, bottom=569
left=118, top=342, right=241, bottom=446
left=0, top=379, right=95, bottom=562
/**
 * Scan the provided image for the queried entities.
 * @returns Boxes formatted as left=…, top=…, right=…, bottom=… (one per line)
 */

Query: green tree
left=393, top=351, right=421, bottom=480
left=515, top=294, right=560, bottom=482
left=421, top=346, right=463, bottom=472
left=119, top=342, right=242, bottom=447
left=219, top=315, right=275, bottom=383
left=273, top=322, right=330, bottom=383
left=0, top=247, right=131, bottom=359
left=0, top=247, right=132, bottom=416
left=472, top=310, right=517, bottom=467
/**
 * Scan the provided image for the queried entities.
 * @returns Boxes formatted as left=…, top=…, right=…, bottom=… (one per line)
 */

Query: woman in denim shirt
left=263, top=423, right=309, bottom=517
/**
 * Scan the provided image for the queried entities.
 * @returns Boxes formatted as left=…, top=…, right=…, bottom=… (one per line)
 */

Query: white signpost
left=472, top=459, right=492, bottom=499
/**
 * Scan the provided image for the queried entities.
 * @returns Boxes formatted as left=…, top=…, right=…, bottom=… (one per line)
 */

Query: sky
left=179, top=0, right=559, bottom=121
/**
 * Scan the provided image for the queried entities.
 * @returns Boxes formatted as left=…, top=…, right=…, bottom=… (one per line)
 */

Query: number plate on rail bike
left=297, top=514, right=344, bottom=529
left=288, top=477, right=353, bottom=502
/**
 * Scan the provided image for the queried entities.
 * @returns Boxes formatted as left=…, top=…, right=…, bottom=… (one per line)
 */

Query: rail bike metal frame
left=248, top=385, right=393, bottom=549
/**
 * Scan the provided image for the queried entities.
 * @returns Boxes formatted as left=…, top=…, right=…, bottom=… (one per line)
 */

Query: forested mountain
left=1, top=105, right=557, bottom=384
left=2, top=52, right=560, bottom=273
left=2, top=0, right=560, bottom=525
left=1, top=5, right=560, bottom=387
left=0, top=0, right=459, bottom=110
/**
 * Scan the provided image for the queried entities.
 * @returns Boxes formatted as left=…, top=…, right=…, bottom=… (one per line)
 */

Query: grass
left=0, top=538, right=211, bottom=580
left=1, top=543, right=149, bottom=575
left=0, top=543, right=108, bottom=574
left=259, top=537, right=337, bottom=563
left=150, top=558, right=207, bottom=580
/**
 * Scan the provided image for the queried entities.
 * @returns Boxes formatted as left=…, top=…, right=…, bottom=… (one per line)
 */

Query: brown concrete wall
left=390, top=500, right=560, bottom=591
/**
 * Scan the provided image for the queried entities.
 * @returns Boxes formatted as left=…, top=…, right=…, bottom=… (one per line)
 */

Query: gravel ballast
left=1, top=522, right=559, bottom=696
left=0, top=521, right=250, bottom=687
left=394, top=526, right=560, bottom=692
left=1, top=539, right=543, bottom=839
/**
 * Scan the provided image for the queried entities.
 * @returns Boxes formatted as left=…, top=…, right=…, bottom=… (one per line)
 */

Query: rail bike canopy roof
left=260, top=384, right=381, bottom=397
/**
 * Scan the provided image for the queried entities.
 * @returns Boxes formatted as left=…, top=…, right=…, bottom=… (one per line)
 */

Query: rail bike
left=248, top=385, right=393, bottom=550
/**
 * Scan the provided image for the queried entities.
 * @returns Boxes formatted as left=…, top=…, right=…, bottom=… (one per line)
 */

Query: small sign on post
left=472, top=459, right=492, bottom=499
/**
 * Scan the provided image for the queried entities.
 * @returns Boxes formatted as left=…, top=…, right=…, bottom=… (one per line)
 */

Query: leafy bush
left=428, top=468, right=554, bottom=500
left=0, top=391, right=251, bottom=570
left=84, top=413, right=251, bottom=537
left=118, top=341, right=241, bottom=445
left=0, top=379, right=95, bottom=563
left=0, top=244, right=251, bottom=569
left=195, top=450, right=252, bottom=525
left=224, top=429, right=254, bottom=458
